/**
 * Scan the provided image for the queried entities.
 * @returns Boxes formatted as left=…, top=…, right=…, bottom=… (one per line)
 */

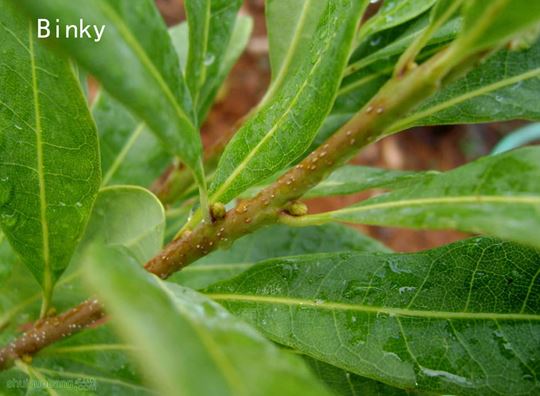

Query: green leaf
left=83, top=247, right=331, bottom=396
left=304, top=356, right=414, bottom=396
left=0, top=261, right=40, bottom=342
left=11, top=0, right=205, bottom=184
left=313, top=16, right=459, bottom=150
left=390, top=39, right=540, bottom=132
left=347, top=14, right=460, bottom=78
left=457, top=0, right=540, bottom=55
left=170, top=223, right=390, bottom=289
left=185, top=0, right=211, bottom=108
left=198, top=14, right=252, bottom=121
left=394, top=0, right=465, bottom=74
left=92, top=17, right=251, bottom=189
left=72, top=186, right=165, bottom=266
left=0, top=326, right=153, bottom=395
left=0, top=186, right=164, bottom=344
left=304, top=166, right=424, bottom=199
left=0, top=2, right=100, bottom=298
left=0, top=231, right=17, bottom=286
left=242, top=165, right=423, bottom=201
left=291, top=148, right=540, bottom=249
left=357, top=0, right=437, bottom=43
left=185, top=0, right=244, bottom=121
left=264, top=0, right=327, bottom=97
left=205, top=238, right=540, bottom=395
left=209, top=1, right=368, bottom=205
left=92, top=92, right=170, bottom=187
left=169, top=22, right=189, bottom=72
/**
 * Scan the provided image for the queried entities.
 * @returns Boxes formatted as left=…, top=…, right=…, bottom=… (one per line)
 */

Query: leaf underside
left=206, top=237, right=540, bottom=395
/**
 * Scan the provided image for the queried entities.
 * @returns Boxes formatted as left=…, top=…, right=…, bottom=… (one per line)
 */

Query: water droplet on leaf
left=204, top=53, right=215, bottom=66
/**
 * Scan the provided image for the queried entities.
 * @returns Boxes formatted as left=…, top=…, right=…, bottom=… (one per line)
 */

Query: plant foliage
left=1, top=0, right=539, bottom=395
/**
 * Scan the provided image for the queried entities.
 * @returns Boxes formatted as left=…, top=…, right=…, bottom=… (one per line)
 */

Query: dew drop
left=399, top=286, right=416, bottom=294
left=370, top=36, right=381, bottom=46
left=204, top=53, right=215, bottom=66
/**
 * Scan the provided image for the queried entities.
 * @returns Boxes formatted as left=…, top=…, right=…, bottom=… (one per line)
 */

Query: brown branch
left=0, top=299, right=104, bottom=368
left=0, top=46, right=467, bottom=371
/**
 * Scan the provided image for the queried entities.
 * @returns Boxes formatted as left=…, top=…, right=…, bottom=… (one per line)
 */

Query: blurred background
left=110, top=0, right=536, bottom=252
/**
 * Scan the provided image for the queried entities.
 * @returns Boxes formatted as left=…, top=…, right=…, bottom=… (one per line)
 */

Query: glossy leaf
left=92, top=92, right=170, bottom=187
left=304, top=356, right=414, bottom=396
left=170, top=223, right=390, bottom=289
left=241, top=165, right=421, bottom=200
left=314, top=16, right=459, bottom=149
left=357, top=0, right=437, bottom=42
left=325, top=14, right=540, bottom=144
left=198, top=15, right=253, bottom=121
left=84, top=247, right=331, bottom=396
left=264, top=0, right=327, bottom=97
left=346, top=14, right=460, bottom=78
left=210, top=1, right=368, bottom=204
left=458, top=0, right=540, bottom=55
left=0, top=2, right=100, bottom=294
left=390, top=39, right=540, bottom=132
left=185, top=0, right=211, bottom=108
left=72, top=186, right=165, bottom=266
left=292, top=148, right=540, bottom=249
left=93, top=17, right=251, bottom=188
left=304, top=166, right=423, bottom=199
left=394, top=0, right=465, bottom=74
left=185, top=0, right=244, bottom=121
left=11, top=0, right=205, bottom=183
left=92, top=20, right=189, bottom=188
left=206, top=238, right=540, bottom=395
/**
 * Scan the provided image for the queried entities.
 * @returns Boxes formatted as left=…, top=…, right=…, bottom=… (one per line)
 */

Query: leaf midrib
left=31, top=366, right=152, bottom=392
left=262, top=0, right=312, bottom=103
left=206, top=294, right=540, bottom=321
left=99, top=1, right=195, bottom=132
left=331, top=195, right=540, bottom=217
left=182, top=262, right=252, bottom=272
left=211, top=7, right=336, bottom=202
left=22, top=362, right=59, bottom=396
left=185, top=0, right=211, bottom=106
left=102, top=123, right=145, bottom=186
left=28, top=24, right=51, bottom=292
